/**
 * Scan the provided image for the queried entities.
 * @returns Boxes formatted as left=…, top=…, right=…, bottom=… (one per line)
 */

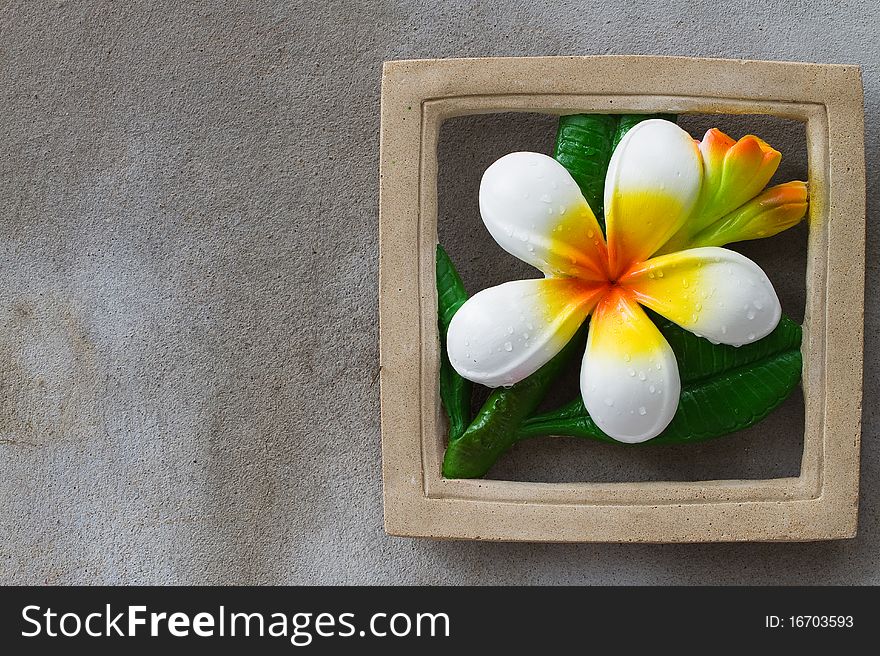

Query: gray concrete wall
left=0, top=0, right=876, bottom=584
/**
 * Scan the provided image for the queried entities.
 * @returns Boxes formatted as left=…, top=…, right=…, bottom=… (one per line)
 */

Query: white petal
left=622, top=247, right=782, bottom=347
left=580, top=290, right=680, bottom=443
left=480, top=152, right=607, bottom=281
left=604, top=119, right=703, bottom=275
left=447, top=278, right=603, bottom=388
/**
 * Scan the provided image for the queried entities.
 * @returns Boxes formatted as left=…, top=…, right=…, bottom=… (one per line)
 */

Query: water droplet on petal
left=504, top=341, right=513, bottom=352
left=604, top=398, right=614, bottom=407
left=747, top=310, right=756, bottom=320
left=623, top=353, right=631, bottom=362
left=638, top=406, right=647, bottom=416
left=747, top=333, right=756, bottom=341
left=539, top=194, right=551, bottom=203
left=638, top=371, right=646, bottom=381
left=507, top=326, right=514, bottom=334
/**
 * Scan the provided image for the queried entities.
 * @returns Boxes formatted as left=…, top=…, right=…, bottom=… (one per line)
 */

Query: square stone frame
left=378, top=56, right=865, bottom=542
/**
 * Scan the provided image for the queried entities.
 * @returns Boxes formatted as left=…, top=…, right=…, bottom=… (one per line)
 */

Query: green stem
left=441, top=324, right=587, bottom=479
left=517, top=397, right=611, bottom=442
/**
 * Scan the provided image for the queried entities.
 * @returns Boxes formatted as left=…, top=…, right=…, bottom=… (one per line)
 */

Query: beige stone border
left=378, top=56, right=865, bottom=542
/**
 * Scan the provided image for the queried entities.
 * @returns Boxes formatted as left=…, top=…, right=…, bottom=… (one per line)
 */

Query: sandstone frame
left=378, top=56, right=864, bottom=542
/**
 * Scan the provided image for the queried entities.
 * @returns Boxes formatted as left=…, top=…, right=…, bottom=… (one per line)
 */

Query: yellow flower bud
left=687, top=181, right=808, bottom=248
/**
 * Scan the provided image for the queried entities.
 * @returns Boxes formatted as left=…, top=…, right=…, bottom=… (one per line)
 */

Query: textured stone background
left=0, top=0, right=876, bottom=584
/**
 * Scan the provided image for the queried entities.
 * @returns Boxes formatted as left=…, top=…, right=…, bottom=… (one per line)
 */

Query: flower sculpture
left=446, top=119, right=807, bottom=443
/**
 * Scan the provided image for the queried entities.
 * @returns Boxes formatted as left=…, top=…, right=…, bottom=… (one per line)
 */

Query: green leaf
left=655, top=312, right=801, bottom=384
left=442, top=324, right=588, bottom=478
left=518, top=316, right=803, bottom=444
left=436, top=245, right=471, bottom=441
left=553, top=114, right=617, bottom=220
